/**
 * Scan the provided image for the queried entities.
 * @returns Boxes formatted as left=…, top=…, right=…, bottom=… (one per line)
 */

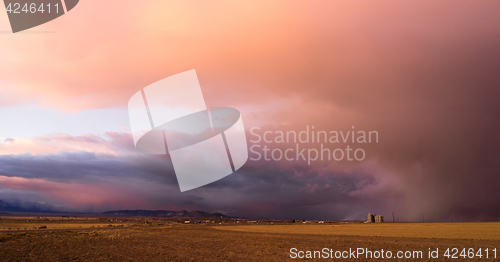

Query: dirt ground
left=1, top=224, right=499, bottom=261
left=219, top=223, right=500, bottom=240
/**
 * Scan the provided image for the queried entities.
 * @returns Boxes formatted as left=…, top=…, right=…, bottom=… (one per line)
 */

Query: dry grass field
left=0, top=220, right=499, bottom=261
left=0, top=216, right=141, bottom=231
left=0, top=221, right=128, bottom=231
left=218, top=222, right=500, bottom=240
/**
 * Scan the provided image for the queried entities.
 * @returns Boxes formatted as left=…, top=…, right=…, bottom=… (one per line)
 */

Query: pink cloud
left=0, top=0, right=497, bottom=114
left=0, top=175, right=145, bottom=208
left=0, top=132, right=134, bottom=156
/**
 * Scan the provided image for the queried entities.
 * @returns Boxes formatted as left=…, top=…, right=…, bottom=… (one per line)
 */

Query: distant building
left=367, top=213, right=384, bottom=223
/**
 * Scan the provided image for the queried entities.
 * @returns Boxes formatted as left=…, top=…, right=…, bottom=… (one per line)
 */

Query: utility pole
left=422, top=214, right=425, bottom=223
left=392, top=212, right=395, bottom=223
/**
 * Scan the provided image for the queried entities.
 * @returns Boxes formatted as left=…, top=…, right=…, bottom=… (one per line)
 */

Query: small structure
left=367, top=213, right=375, bottom=223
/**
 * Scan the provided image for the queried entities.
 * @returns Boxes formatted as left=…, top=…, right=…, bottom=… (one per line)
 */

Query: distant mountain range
left=0, top=199, right=231, bottom=218
left=102, top=210, right=231, bottom=218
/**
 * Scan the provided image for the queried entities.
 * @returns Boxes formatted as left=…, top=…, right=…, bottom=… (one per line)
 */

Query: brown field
left=0, top=216, right=144, bottom=231
left=0, top=219, right=499, bottom=261
left=218, top=223, right=500, bottom=240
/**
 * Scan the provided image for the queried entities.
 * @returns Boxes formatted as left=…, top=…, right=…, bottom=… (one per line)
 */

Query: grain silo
left=367, top=213, right=375, bottom=223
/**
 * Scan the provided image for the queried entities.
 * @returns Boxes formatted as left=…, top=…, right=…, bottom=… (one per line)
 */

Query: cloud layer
left=0, top=1, right=499, bottom=220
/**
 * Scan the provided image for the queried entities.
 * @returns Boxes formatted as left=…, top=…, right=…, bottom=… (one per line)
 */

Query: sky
left=0, top=0, right=499, bottom=221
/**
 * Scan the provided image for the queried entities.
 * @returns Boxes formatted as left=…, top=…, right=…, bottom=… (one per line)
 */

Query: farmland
left=219, top=222, right=500, bottom=241
left=1, top=216, right=499, bottom=261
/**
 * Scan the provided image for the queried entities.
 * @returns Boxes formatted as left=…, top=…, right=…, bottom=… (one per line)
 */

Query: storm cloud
left=0, top=1, right=499, bottom=221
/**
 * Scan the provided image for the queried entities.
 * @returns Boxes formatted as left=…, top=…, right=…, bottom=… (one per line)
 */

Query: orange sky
left=0, top=1, right=498, bottom=112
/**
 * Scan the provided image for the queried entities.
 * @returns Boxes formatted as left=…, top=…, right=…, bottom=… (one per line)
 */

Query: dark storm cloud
left=0, top=151, right=177, bottom=185
left=0, top=133, right=388, bottom=220
left=221, top=5, right=500, bottom=221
